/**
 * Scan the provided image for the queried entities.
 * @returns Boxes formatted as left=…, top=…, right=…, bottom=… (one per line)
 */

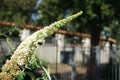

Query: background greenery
left=0, top=0, right=120, bottom=43
left=0, top=0, right=120, bottom=80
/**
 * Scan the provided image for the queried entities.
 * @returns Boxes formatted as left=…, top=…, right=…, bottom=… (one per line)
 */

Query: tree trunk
left=86, top=3, right=102, bottom=80
left=86, top=25, right=102, bottom=80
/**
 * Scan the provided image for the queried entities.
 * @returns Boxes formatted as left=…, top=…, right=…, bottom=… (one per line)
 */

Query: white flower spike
left=0, top=11, right=83, bottom=80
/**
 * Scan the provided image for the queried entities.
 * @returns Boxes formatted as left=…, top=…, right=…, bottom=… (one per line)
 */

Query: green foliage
left=26, top=52, right=48, bottom=70
left=16, top=70, right=37, bottom=80
left=103, top=19, right=120, bottom=44
left=38, top=0, right=120, bottom=43
left=15, top=70, right=26, bottom=80
left=0, top=0, right=37, bottom=24
left=15, top=52, right=49, bottom=80
left=0, top=27, right=20, bottom=37
left=6, top=38, right=15, bottom=50
left=27, top=53, right=41, bottom=69
left=0, top=27, right=19, bottom=54
left=0, top=0, right=120, bottom=42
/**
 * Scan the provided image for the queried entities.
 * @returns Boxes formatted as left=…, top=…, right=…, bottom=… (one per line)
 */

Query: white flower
left=17, top=57, right=23, bottom=66
left=0, top=11, right=83, bottom=79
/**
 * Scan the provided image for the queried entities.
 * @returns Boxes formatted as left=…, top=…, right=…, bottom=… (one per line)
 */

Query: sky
left=31, top=0, right=42, bottom=21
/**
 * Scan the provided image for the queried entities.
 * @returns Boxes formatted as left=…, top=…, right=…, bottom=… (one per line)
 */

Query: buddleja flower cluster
left=0, top=11, right=83, bottom=80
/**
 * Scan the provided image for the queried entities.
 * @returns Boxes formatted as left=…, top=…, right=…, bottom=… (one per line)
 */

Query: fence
left=49, top=64, right=120, bottom=80
left=48, top=46, right=120, bottom=80
left=0, top=36, right=120, bottom=80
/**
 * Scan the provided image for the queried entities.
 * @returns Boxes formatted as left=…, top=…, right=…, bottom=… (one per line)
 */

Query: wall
left=0, top=37, right=20, bottom=54
left=37, top=44, right=57, bottom=63
left=0, top=29, right=113, bottom=64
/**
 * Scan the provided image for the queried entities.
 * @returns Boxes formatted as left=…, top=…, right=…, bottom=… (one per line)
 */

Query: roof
left=0, top=21, right=116, bottom=43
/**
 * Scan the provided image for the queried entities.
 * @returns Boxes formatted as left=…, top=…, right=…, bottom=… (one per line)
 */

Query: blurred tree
left=103, top=0, right=120, bottom=44
left=0, top=0, right=38, bottom=37
left=37, top=0, right=120, bottom=80
left=0, top=0, right=119, bottom=79
left=0, top=0, right=37, bottom=24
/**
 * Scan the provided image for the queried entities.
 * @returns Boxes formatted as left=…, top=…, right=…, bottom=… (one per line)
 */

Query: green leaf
left=16, top=70, right=26, bottom=80
left=25, top=72, right=36, bottom=80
